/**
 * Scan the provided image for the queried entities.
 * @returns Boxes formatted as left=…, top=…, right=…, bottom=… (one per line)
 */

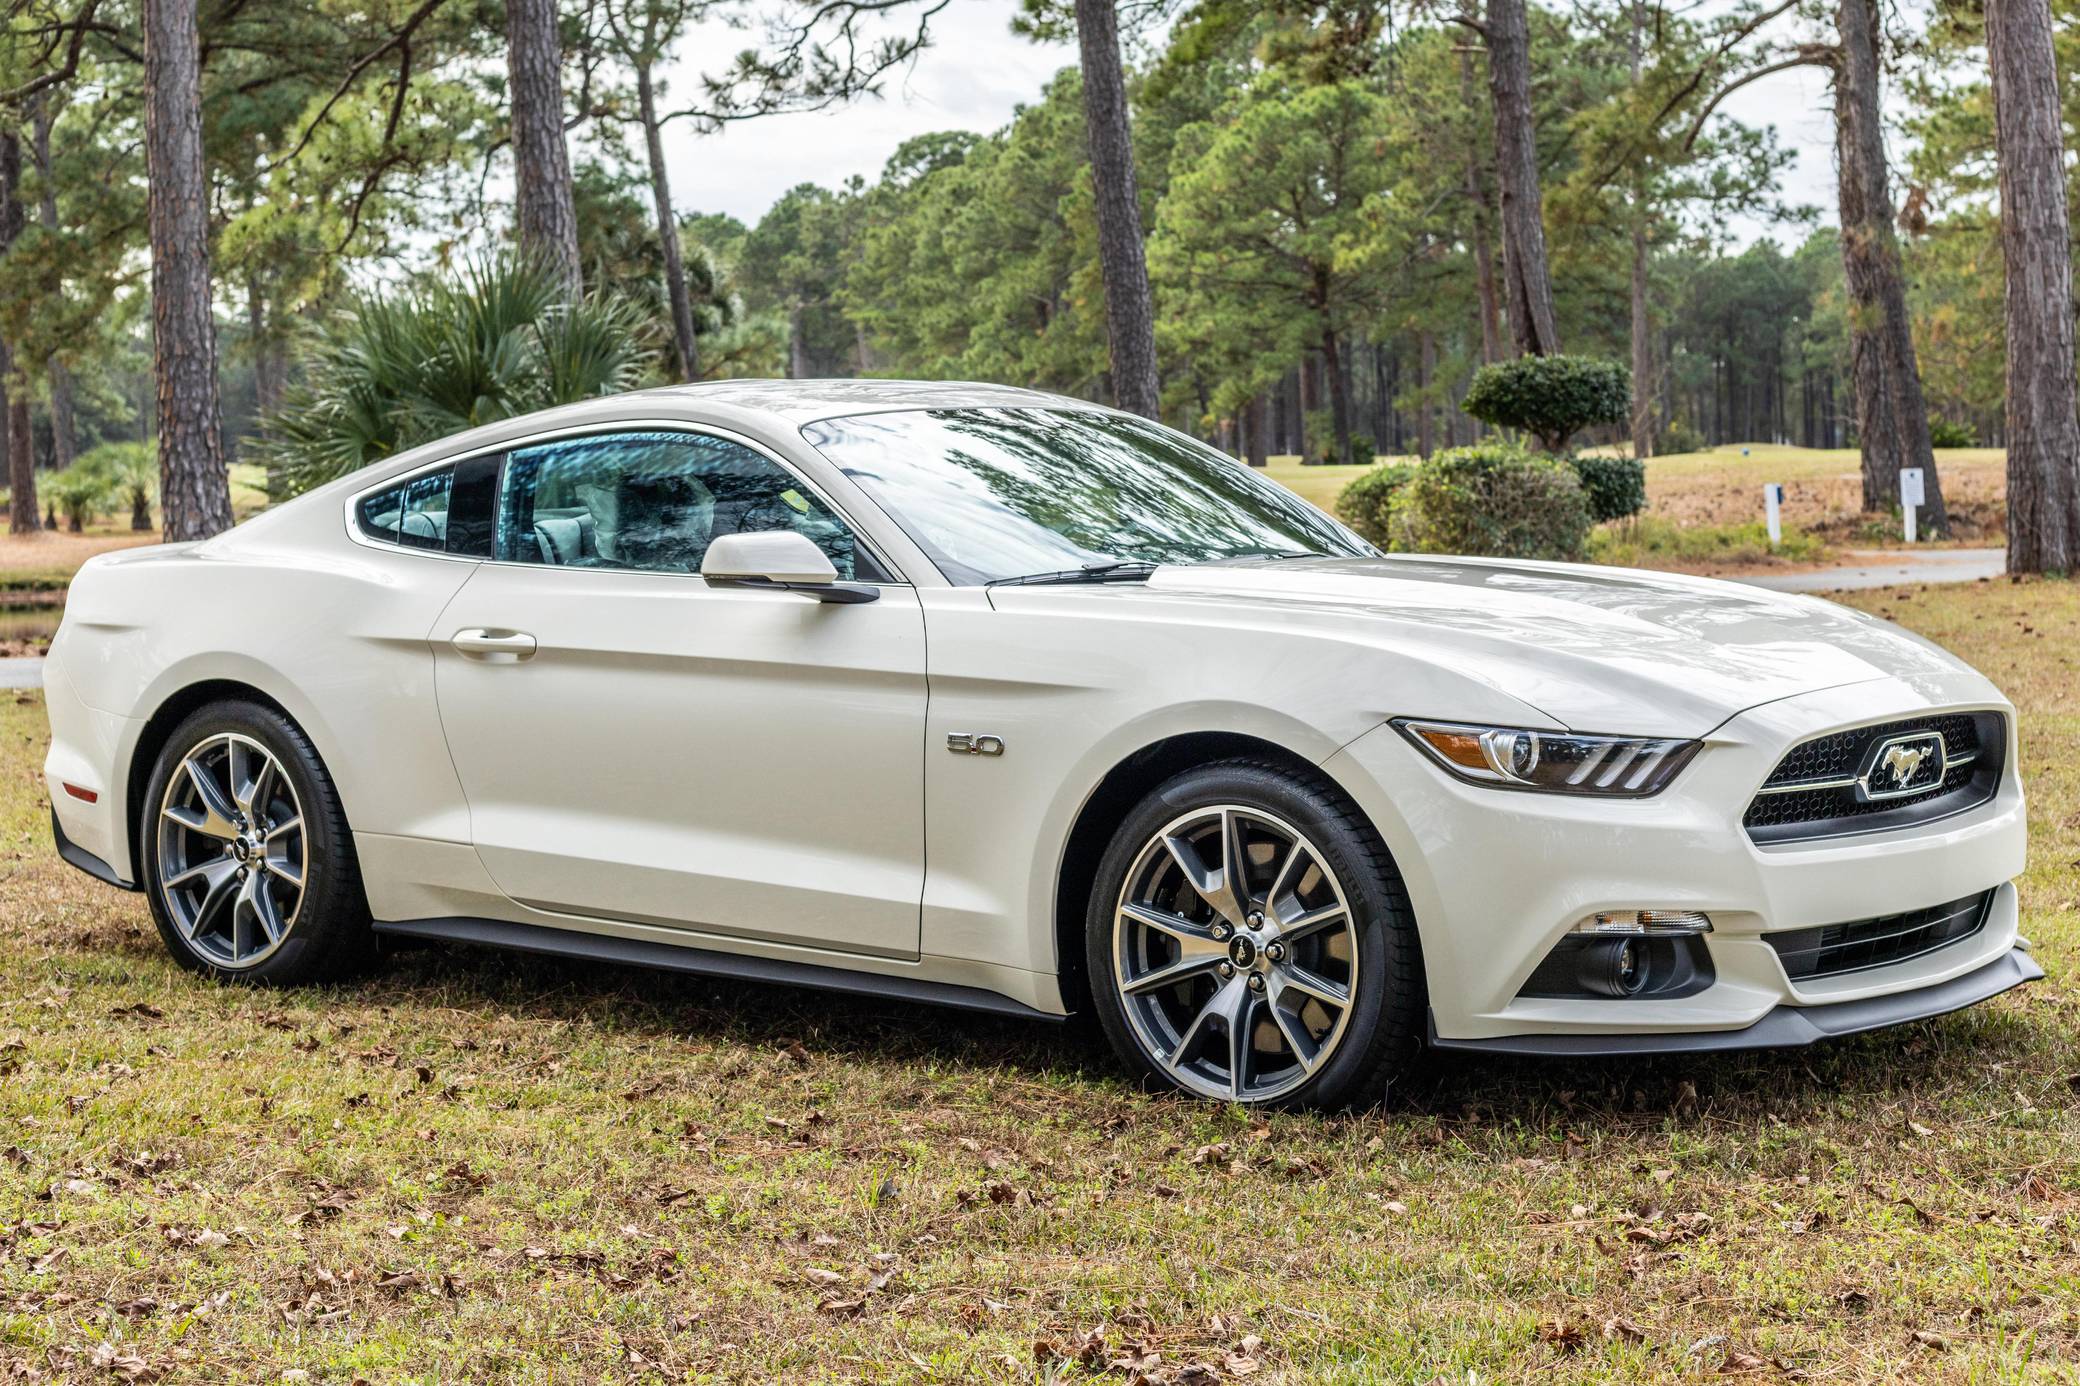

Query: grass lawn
left=1, top=579, right=2076, bottom=1381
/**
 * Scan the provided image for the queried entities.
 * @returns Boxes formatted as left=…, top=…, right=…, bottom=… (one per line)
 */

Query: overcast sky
left=654, top=0, right=1845, bottom=247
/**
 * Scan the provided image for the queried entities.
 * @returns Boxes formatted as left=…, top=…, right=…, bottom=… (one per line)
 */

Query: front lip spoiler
left=51, top=809, right=141, bottom=892
left=1429, top=946, right=2043, bottom=1057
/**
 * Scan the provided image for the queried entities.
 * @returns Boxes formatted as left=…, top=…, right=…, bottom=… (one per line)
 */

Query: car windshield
left=799, top=407, right=1375, bottom=586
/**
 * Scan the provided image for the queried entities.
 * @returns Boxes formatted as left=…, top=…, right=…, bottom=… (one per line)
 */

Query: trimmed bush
left=1928, top=416, right=1977, bottom=448
left=1462, top=354, right=1631, bottom=453
left=1569, top=453, right=1646, bottom=523
left=1388, top=443, right=1592, bottom=561
left=1334, top=461, right=1418, bottom=547
left=1657, top=417, right=1704, bottom=455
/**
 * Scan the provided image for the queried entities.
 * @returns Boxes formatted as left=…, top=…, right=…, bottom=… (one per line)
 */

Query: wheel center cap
left=1227, top=935, right=1259, bottom=970
left=232, top=837, right=254, bottom=864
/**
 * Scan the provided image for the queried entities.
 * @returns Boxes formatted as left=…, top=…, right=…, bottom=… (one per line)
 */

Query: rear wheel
left=1086, top=760, right=1423, bottom=1109
left=141, top=701, right=375, bottom=984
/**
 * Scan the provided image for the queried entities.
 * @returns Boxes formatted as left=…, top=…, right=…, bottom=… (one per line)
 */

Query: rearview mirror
left=700, top=531, right=879, bottom=604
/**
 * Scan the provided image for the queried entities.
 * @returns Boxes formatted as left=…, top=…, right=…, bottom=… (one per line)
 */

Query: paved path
left=0, top=658, right=44, bottom=690
left=1737, top=547, right=2006, bottom=594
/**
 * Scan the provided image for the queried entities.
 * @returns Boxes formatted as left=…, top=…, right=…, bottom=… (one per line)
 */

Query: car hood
left=1148, top=555, right=1993, bottom=736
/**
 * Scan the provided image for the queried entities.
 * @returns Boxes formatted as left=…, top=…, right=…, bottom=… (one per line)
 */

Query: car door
left=431, top=426, right=928, bottom=960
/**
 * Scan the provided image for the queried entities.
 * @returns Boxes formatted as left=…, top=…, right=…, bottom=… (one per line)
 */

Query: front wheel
left=1085, top=760, right=1424, bottom=1109
left=140, top=700, right=375, bottom=984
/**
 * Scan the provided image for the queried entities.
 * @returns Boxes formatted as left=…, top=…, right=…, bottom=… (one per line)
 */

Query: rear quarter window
left=355, top=454, right=498, bottom=557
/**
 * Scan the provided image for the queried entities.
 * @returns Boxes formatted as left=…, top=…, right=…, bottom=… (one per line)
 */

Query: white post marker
left=1763, top=483, right=1783, bottom=547
left=1900, top=467, right=1925, bottom=544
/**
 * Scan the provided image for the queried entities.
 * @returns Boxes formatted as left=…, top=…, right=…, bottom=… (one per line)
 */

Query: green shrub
left=1569, top=454, right=1646, bottom=522
left=44, top=463, right=118, bottom=533
left=1389, top=443, right=1592, bottom=561
left=76, top=441, right=156, bottom=530
left=1928, top=416, right=1977, bottom=448
left=1334, top=461, right=1418, bottom=547
left=1462, top=354, right=1631, bottom=453
left=1657, top=417, right=1704, bottom=456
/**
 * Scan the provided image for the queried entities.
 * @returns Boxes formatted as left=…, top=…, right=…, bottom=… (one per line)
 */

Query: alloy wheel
left=1112, top=805, right=1360, bottom=1102
left=156, top=733, right=308, bottom=970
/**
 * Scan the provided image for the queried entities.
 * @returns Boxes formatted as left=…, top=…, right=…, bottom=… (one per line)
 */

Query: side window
left=356, top=454, right=498, bottom=558
left=494, top=430, right=875, bottom=579
left=358, top=469, right=454, bottom=552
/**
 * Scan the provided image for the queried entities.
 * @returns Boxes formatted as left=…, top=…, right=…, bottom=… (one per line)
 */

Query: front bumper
left=1429, top=945, right=2042, bottom=1056
left=1325, top=677, right=2034, bottom=1046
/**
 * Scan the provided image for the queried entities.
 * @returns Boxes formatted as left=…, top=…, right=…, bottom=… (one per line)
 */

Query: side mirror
left=700, top=531, right=879, bottom=604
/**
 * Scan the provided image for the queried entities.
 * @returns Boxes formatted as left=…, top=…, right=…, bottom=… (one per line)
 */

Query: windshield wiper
left=985, top=560, right=1160, bottom=588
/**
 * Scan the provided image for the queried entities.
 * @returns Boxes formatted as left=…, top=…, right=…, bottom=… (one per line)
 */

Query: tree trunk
left=1074, top=0, right=1161, bottom=419
left=247, top=276, right=284, bottom=419
left=144, top=0, right=233, bottom=541
left=1459, top=22, right=1503, bottom=365
left=1988, top=0, right=2080, bottom=572
left=1246, top=394, right=1268, bottom=467
left=787, top=304, right=810, bottom=379
left=637, top=62, right=700, bottom=382
left=1416, top=332, right=1437, bottom=459
left=1297, top=352, right=1320, bottom=460
left=1485, top=0, right=1561, bottom=356
left=0, top=129, right=37, bottom=535
left=506, top=0, right=582, bottom=296
left=1626, top=0, right=1654, bottom=460
left=30, top=96, right=77, bottom=471
left=1322, top=327, right=1353, bottom=465
left=1833, top=0, right=1946, bottom=531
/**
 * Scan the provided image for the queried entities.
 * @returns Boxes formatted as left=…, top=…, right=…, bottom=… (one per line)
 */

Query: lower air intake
left=1765, top=891, right=1994, bottom=981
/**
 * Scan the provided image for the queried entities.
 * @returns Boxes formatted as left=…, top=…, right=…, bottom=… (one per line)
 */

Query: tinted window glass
left=358, top=468, right=456, bottom=552
left=800, top=408, right=1372, bottom=585
left=495, top=430, right=869, bottom=578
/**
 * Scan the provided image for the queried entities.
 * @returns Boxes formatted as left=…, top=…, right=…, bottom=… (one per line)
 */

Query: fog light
left=1574, top=938, right=1647, bottom=997
left=1574, top=909, right=1712, bottom=936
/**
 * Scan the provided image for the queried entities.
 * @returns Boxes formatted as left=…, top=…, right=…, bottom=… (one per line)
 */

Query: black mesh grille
left=1766, top=892, right=1993, bottom=980
left=1744, top=712, right=2004, bottom=843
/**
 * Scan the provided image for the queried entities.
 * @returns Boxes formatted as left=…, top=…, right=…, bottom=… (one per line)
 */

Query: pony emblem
left=1880, top=741, right=1930, bottom=788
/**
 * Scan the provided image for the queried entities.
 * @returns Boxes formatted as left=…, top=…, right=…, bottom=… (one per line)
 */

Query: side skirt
left=374, top=916, right=1062, bottom=1023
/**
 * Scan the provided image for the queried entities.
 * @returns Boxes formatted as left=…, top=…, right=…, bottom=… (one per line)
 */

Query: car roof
left=648, top=377, right=1105, bottom=426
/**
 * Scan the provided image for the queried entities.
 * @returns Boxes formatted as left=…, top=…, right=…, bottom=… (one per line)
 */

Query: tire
left=1085, top=759, right=1424, bottom=1110
left=140, top=700, right=376, bottom=985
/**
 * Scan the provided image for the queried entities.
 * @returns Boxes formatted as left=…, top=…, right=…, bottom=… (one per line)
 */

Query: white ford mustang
left=45, top=380, right=2037, bottom=1107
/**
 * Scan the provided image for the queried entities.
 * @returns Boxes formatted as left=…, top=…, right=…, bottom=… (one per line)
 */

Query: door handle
left=451, top=628, right=537, bottom=661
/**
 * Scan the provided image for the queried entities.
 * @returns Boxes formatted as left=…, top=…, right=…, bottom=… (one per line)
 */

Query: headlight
left=1393, top=719, right=1700, bottom=797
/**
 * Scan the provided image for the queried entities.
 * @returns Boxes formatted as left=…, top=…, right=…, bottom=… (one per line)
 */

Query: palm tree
left=258, top=257, right=658, bottom=496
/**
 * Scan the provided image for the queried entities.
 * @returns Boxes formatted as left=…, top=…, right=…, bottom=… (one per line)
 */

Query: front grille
left=1766, top=891, right=1993, bottom=980
left=1744, top=712, right=2004, bottom=844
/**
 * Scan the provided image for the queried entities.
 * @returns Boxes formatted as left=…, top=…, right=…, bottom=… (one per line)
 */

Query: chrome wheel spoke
left=1265, top=839, right=1308, bottom=912
left=265, top=815, right=302, bottom=843
left=1118, top=901, right=1221, bottom=951
left=1168, top=974, right=1241, bottom=1072
left=165, top=857, right=237, bottom=894
left=1120, top=951, right=1225, bottom=997
left=1269, top=1002, right=1324, bottom=1075
left=1276, top=964, right=1351, bottom=1010
left=230, top=740, right=273, bottom=820
left=248, top=874, right=287, bottom=944
left=1277, top=902, right=1348, bottom=945
left=189, top=863, right=241, bottom=940
left=1223, top=984, right=1258, bottom=1099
